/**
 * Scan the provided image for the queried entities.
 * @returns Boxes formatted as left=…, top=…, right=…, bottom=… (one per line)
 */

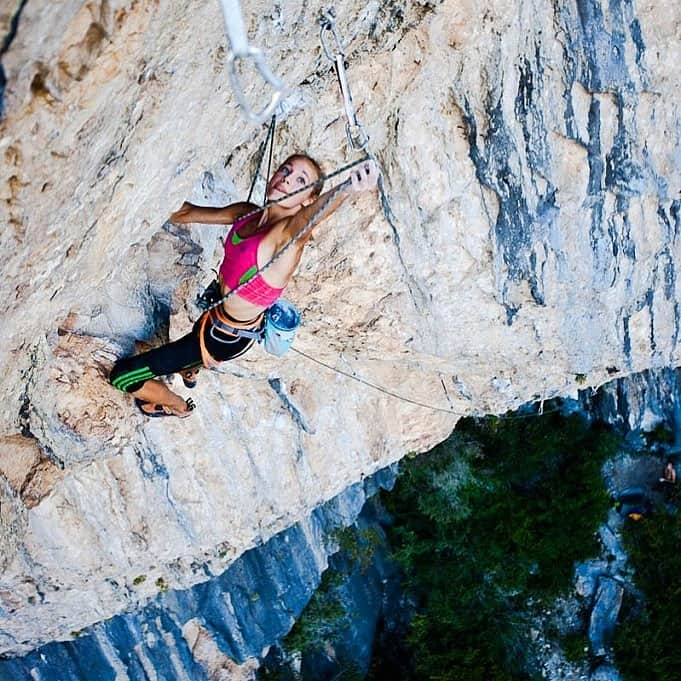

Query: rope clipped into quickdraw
left=319, top=10, right=396, bottom=240
left=198, top=9, right=376, bottom=313
left=207, top=10, right=555, bottom=421
left=319, top=10, right=402, bottom=258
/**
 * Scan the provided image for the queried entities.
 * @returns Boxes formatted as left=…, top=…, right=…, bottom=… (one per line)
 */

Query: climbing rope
left=237, top=155, right=370, bottom=226
left=263, top=118, right=276, bottom=204
left=195, top=8, right=381, bottom=313
left=200, top=157, right=370, bottom=313
left=292, top=346, right=461, bottom=415
left=246, top=114, right=277, bottom=204
left=193, top=152, right=371, bottom=312
left=291, top=345, right=562, bottom=420
left=201, top=10, right=560, bottom=423
left=218, top=0, right=287, bottom=124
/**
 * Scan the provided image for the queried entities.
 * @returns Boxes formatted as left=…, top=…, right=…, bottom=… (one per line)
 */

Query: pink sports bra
left=220, top=212, right=285, bottom=307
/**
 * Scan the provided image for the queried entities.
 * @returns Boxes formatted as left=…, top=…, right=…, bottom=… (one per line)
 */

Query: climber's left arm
left=169, top=201, right=258, bottom=225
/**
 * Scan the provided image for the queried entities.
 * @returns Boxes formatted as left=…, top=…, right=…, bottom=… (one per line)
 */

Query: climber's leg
left=110, top=328, right=202, bottom=416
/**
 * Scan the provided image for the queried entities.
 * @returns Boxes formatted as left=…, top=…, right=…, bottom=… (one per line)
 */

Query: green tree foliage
left=331, top=526, right=383, bottom=573
left=614, top=511, right=681, bottom=681
left=285, top=570, right=348, bottom=655
left=284, top=523, right=382, bottom=657
left=372, top=412, right=615, bottom=680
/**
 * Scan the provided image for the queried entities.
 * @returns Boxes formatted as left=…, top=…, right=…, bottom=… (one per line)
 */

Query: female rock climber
left=109, top=154, right=379, bottom=417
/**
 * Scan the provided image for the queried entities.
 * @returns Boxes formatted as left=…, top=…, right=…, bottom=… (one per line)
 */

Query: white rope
left=192, top=155, right=371, bottom=312
left=291, top=346, right=563, bottom=420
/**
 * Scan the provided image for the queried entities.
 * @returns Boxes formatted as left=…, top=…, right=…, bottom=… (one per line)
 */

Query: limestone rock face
left=0, top=0, right=679, bottom=657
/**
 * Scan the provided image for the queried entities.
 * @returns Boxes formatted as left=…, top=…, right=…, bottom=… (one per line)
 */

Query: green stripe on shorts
left=113, top=367, right=154, bottom=390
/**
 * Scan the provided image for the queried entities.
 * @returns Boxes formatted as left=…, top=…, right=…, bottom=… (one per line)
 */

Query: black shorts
left=110, top=316, right=256, bottom=393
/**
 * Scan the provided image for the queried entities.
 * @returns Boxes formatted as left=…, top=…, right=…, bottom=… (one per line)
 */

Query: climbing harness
left=194, top=7, right=376, bottom=355
left=198, top=305, right=264, bottom=368
left=218, top=0, right=287, bottom=124
left=319, top=10, right=370, bottom=151
left=197, top=297, right=299, bottom=363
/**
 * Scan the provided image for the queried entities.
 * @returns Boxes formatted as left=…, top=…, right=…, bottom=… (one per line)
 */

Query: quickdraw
left=217, top=0, right=287, bottom=124
left=319, top=10, right=370, bottom=152
left=198, top=6, right=377, bottom=314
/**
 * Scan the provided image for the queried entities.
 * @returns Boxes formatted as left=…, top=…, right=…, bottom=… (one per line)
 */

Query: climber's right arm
left=169, top=201, right=258, bottom=225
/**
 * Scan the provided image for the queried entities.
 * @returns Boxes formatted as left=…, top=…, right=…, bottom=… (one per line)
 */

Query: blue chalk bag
left=262, top=299, right=301, bottom=356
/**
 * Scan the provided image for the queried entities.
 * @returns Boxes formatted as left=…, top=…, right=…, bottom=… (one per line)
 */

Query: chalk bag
left=262, top=299, right=301, bottom=356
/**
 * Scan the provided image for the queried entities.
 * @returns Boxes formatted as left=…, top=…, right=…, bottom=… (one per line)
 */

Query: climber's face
left=267, top=156, right=320, bottom=208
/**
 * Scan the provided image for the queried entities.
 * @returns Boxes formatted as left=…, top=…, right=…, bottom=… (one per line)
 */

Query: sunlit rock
left=0, top=0, right=679, bottom=659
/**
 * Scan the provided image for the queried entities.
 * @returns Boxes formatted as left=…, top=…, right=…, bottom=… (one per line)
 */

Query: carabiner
left=227, top=47, right=287, bottom=125
left=219, top=0, right=287, bottom=124
left=333, top=55, right=370, bottom=150
left=345, top=121, right=370, bottom=151
left=319, top=10, right=344, bottom=63
left=319, top=8, right=371, bottom=151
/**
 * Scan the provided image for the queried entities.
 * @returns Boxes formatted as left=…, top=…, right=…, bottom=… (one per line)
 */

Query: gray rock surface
left=1, top=0, right=680, bottom=658
left=0, top=468, right=396, bottom=679
left=588, top=576, right=624, bottom=657
left=575, top=560, right=609, bottom=600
